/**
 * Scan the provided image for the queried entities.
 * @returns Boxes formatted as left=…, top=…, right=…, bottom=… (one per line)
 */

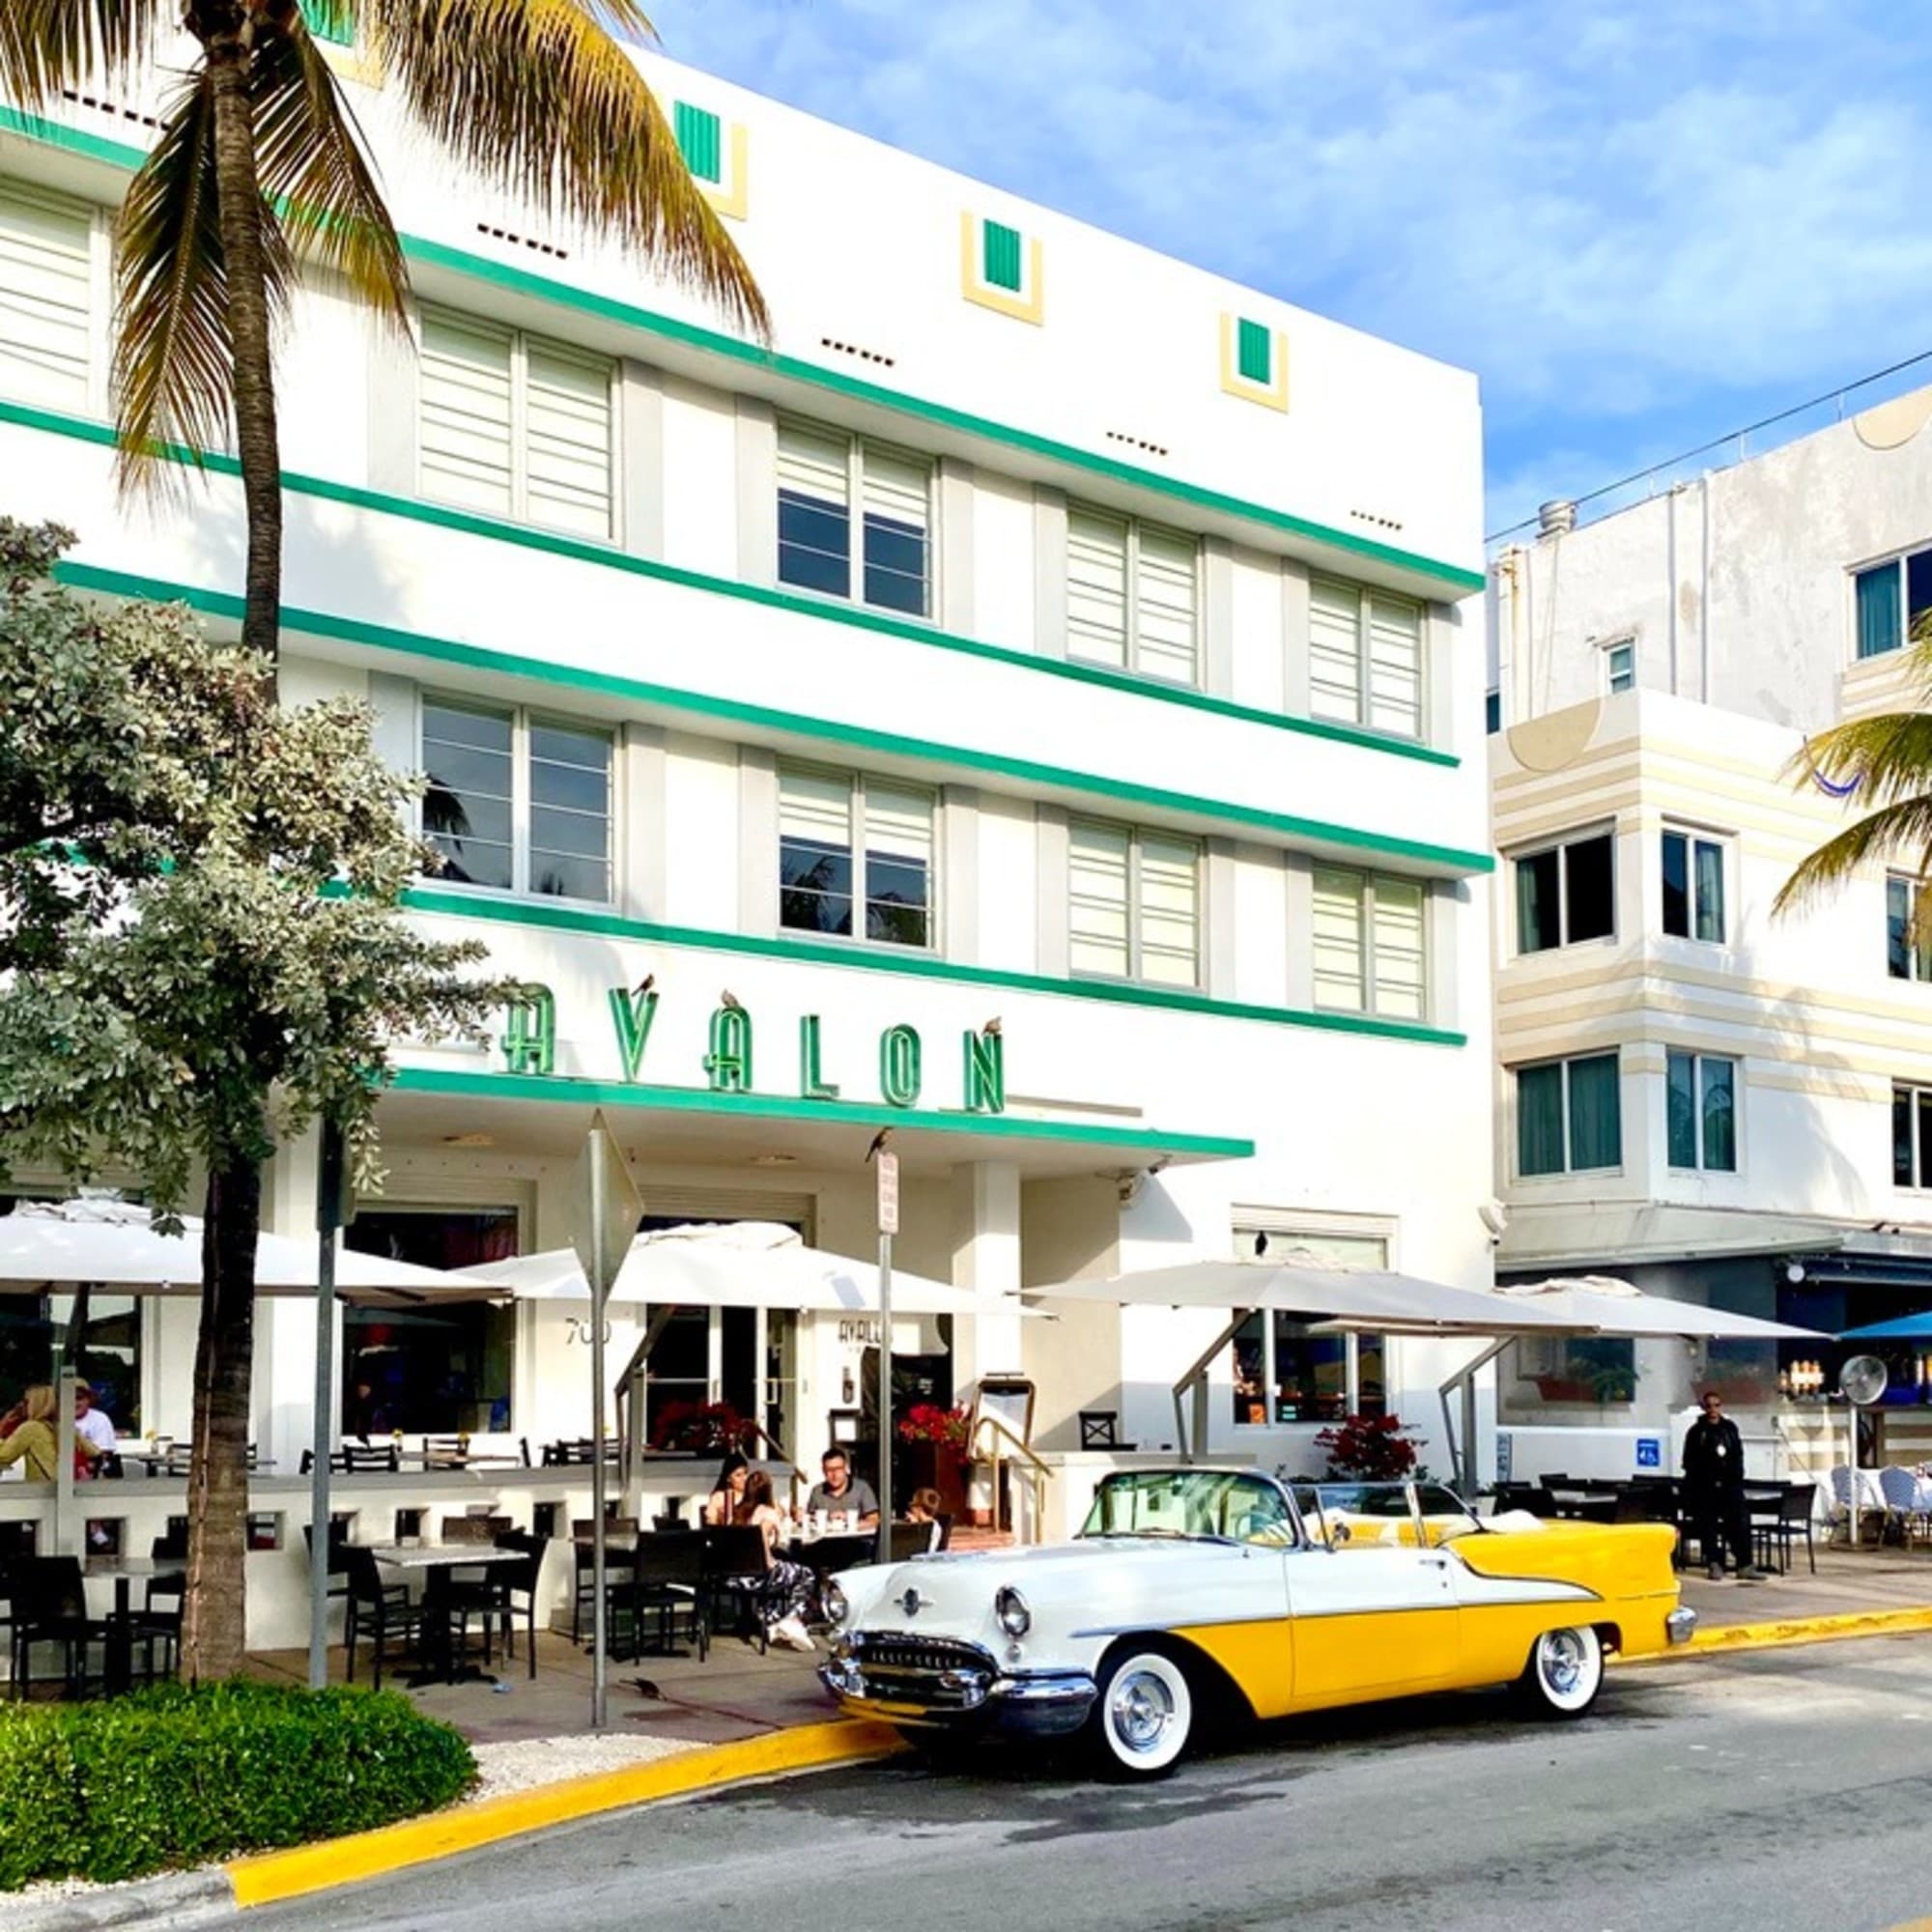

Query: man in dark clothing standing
left=1683, top=1389, right=1765, bottom=1580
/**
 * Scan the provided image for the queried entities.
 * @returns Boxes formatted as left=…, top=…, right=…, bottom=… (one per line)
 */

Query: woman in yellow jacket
left=0, top=1384, right=100, bottom=1481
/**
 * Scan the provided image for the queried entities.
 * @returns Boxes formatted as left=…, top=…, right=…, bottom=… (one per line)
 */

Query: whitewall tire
left=1091, top=1647, right=1194, bottom=1777
left=1518, top=1626, right=1604, bottom=1718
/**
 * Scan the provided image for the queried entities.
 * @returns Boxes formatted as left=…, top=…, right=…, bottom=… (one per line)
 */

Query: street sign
left=572, top=1110, right=643, bottom=1304
left=876, top=1150, right=899, bottom=1236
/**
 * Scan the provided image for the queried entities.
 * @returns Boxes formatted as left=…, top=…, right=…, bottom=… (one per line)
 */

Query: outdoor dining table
left=783, top=1529, right=876, bottom=1573
left=81, top=1553, right=182, bottom=1695
left=369, top=1543, right=525, bottom=1688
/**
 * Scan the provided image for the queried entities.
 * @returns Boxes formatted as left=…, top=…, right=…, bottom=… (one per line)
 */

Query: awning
left=1497, top=1203, right=1853, bottom=1270
left=1839, top=1311, right=1932, bottom=1341
left=1491, top=1274, right=1825, bottom=1342
left=0, top=1197, right=463, bottom=1299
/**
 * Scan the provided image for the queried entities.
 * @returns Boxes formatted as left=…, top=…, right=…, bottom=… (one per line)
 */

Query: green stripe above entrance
left=385, top=1066, right=1256, bottom=1168
left=0, top=105, right=1485, bottom=599
left=51, top=557, right=1494, bottom=878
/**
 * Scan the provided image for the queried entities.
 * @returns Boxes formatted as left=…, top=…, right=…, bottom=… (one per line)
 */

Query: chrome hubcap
left=1111, top=1670, right=1175, bottom=1753
left=1540, top=1633, right=1585, bottom=1697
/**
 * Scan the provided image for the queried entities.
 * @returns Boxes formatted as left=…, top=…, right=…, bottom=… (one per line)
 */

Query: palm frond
left=112, top=70, right=296, bottom=490
left=250, top=8, right=411, bottom=328
left=0, top=0, right=154, bottom=111
left=1784, top=708, right=1932, bottom=801
left=356, top=0, right=769, bottom=339
left=1774, top=797, right=1932, bottom=921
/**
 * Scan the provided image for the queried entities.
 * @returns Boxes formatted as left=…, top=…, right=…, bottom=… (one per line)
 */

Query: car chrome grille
left=858, top=1636, right=990, bottom=1676
left=849, top=1634, right=995, bottom=1709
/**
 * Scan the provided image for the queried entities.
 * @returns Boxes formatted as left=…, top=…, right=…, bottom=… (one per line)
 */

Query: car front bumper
left=819, top=1635, right=1097, bottom=1738
left=1665, top=1606, right=1697, bottom=1645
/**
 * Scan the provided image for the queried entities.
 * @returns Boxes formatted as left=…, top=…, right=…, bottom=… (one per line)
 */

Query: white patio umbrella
left=1491, top=1273, right=1824, bottom=1341
left=0, top=1196, right=465, bottom=1297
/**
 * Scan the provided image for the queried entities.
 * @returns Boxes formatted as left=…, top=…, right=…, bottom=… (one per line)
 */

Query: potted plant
left=1312, top=1412, right=1423, bottom=1481
left=650, top=1401, right=757, bottom=1455
left=896, top=1403, right=973, bottom=1518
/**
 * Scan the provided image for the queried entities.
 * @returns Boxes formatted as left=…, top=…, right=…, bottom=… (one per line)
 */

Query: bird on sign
left=635, top=973, right=655, bottom=999
left=866, top=1127, right=892, bottom=1162
left=720, top=989, right=744, bottom=1011
left=982, top=1017, right=1002, bottom=1037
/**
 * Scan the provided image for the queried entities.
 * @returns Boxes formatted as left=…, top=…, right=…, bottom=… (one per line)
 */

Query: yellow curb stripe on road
left=1612, top=1602, right=1932, bottom=1665
left=226, top=1719, right=906, bottom=1910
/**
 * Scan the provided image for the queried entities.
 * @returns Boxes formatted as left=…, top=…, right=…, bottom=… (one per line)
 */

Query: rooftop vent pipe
left=1538, top=498, right=1577, bottom=536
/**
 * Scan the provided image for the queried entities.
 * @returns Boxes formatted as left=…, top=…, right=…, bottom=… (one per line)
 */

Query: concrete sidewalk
left=1676, top=1541, right=1932, bottom=1633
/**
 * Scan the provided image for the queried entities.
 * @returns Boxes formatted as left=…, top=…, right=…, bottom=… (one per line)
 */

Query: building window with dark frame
left=1894, top=1082, right=1932, bottom=1188
left=1230, top=1226, right=1388, bottom=1427
left=1514, top=829, right=1614, bottom=954
left=779, top=766, right=934, bottom=949
left=1517, top=1051, right=1622, bottom=1177
left=1889, top=876, right=1932, bottom=981
left=1666, top=1049, right=1737, bottom=1171
left=1855, top=547, right=1932, bottom=661
left=1662, top=829, right=1726, bottom=943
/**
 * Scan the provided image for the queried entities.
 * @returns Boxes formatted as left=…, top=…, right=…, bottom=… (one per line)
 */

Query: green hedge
left=0, top=1680, right=476, bottom=1890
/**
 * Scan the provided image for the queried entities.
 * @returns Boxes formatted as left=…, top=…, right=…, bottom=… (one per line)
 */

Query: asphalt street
left=257, top=1636, right=1932, bottom=1932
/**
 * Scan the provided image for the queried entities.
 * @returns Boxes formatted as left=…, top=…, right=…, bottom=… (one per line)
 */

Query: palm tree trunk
left=181, top=1140, right=262, bottom=1681
left=204, top=16, right=283, bottom=666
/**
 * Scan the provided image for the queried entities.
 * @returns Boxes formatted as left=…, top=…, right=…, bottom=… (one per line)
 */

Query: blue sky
left=647, top=0, right=1932, bottom=543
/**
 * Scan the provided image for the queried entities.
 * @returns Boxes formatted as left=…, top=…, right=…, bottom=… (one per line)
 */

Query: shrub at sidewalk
left=0, top=1680, right=476, bottom=1890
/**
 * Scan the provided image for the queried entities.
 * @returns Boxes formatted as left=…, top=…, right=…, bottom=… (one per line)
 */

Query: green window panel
left=1236, top=318, right=1272, bottom=384
left=299, top=0, right=355, bottom=45
left=675, top=101, right=723, bottom=185
left=982, top=219, right=1023, bottom=293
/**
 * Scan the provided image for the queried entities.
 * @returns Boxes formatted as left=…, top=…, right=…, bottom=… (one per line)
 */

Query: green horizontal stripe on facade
left=385, top=1065, right=1258, bottom=1159
left=402, top=886, right=1468, bottom=1049
left=52, top=557, right=1494, bottom=876
left=0, top=103, right=1486, bottom=598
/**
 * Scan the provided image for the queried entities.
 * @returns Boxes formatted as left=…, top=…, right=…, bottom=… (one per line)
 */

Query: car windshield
left=1289, top=1481, right=1485, bottom=1547
left=1080, top=1469, right=1296, bottom=1547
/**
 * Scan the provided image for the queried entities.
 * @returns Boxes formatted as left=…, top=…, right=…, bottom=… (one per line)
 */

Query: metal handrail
left=972, top=1413, right=1051, bottom=1545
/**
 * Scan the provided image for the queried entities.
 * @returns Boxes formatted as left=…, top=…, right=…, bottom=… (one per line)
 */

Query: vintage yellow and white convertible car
left=819, top=1467, right=1693, bottom=1778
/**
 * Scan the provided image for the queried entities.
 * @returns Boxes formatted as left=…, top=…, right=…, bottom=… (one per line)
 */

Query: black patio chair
left=1079, top=1410, right=1136, bottom=1451
left=300, top=1522, right=354, bottom=1616
left=482, top=1531, right=548, bottom=1678
left=8, top=1556, right=111, bottom=1700
left=1755, top=1482, right=1818, bottom=1576
left=617, top=1535, right=708, bottom=1662
left=889, top=1520, right=937, bottom=1561
left=570, top=1520, right=639, bottom=1643
left=700, top=1525, right=773, bottom=1654
left=342, top=1546, right=425, bottom=1692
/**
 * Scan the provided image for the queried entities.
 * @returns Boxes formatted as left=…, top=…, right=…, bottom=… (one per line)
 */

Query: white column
left=951, top=1160, right=1023, bottom=1394
left=255, top=1123, right=331, bottom=1480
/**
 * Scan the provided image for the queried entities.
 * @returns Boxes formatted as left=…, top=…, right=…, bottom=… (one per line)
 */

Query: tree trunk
left=181, top=1141, right=262, bottom=1681
left=203, top=17, right=283, bottom=668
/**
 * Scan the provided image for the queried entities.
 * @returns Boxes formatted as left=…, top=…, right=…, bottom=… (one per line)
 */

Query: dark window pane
left=1517, top=848, right=1560, bottom=953
left=1896, top=1087, right=1916, bottom=1186
left=528, top=721, right=609, bottom=769
left=1518, top=1063, right=1566, bottom=1175
left=1889, top=878, right=1912, bottom=980
left=421, top=742, right=512, bottom=810
left=865, top=852, right=928, bottom=911
left=1702, top=1057, right=1736, bottom=1172
left=1567, top=1052, right=1622, bottom=1170
left=427, top=831, right=513, bottom=890
left=529, top=804, right=608, bottom=861
left=1694, top=839, right=1725, bottom=944
left=866, top=899, right=929, bottom=947
left=1662, top=832, right=1689, bottom=937
left=529, top=853, right=607, bottom=900
left=1666, top=1049, right=1697, bottom=1167
left=1909, top=549, right=1932, bottom=639
left=1233, top=1311, right=1265, bottom=1426
left=863, top=513, right=927, bottom=614
left=1919, top=1093, right=1932, bottom=1191
left=423, top=700, right=512, bottom=754
left=1486, top=691, right=1501, bottom=735
left=1564, top=836, right=1614, bottom=943
left=780, top=836, right=852, bottom=935
left=1269, top=1320, right=1348, bottom=1423
left=1355, top=1334, right=1386, bottom=1418
left=778, top=491, right=851, bottom=597
left=1858, top=563, right=1901, bottom=660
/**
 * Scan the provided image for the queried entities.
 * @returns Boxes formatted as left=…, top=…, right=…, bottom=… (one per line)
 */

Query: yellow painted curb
left=227, top=1719, right=905, bottom=1910
left=1619, top=1603, right=1932, bottom=1665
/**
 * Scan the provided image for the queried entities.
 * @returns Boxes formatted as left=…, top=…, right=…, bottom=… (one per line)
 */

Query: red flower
left=895, top=1403, right=971, bottom=1447
left=1313, top=1412, right=1421, bottom=1481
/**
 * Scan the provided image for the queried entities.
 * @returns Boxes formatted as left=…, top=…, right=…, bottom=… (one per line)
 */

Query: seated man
left=73, top=1380, right=117, bottom=1457
left=806, top=1448, right=879, bottom=1527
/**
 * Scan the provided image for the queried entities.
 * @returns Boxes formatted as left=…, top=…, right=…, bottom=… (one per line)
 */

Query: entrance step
left=947, top=1526, right=1017, bottom=1551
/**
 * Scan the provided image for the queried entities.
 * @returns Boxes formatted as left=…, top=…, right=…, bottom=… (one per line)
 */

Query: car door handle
left=1420, top=1553, right=1450, bottom=1569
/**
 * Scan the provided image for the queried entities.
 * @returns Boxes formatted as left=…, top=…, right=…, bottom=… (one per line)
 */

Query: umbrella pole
left=309, top=1121, right=345, bottom=1691
left=876, top=1231, right=893, bottom=1565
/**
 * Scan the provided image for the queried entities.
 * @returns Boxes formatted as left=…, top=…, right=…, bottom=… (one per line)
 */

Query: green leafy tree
left=0, top=526, right=513, bottom=1676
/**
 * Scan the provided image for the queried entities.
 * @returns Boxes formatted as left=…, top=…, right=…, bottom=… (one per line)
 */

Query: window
left=0, top=1291, right=142, bottom=1434
left=420, top=697, right=612, bottom=901
left=298, top=0, right=355, bottom=44
left=777, top=420, right=931, bottom=617
left=1231, top=1225, right=1388, bottom=1427
left=0, top=179, right=95, bottom=413
left=1662, top=830, right=1725, bottom=942
left=1312, top=867, right=1426, bottom=1019
left=1517, top=1051, right=1622, bottom=1177
left=1515, top=1335, right=1637, bottom=1405
left=1236, top=318, right=1274, bottom=386
left=1894, top=1083, right=1932, bottom=1188
left=673, top=100, right=723, bottom=183
left=779, top=767, right=933, bottom=948
left=981, top=219, right=1024, bottom=293
left=1889, top=876, right=1932, bottom=981
left=1486, top=690, right=1501, bottom=735
left=342, top=1210, right=518, bottom=1434
left=1855, top=549, right=1932, bottom=660
left=1308, top=577, right=1424, bottom=740
left=1666, top=1050, right=1737, bottom=1171
left=1068, top=821, right=1200, bottom=986
left=1066, top=507, right=1199, bottom=684
left=1604, top=639, right=1635, bottom=695
left=417, top=310, right=614, bottom=538
left=1515, top=830, right=1614, bottom=953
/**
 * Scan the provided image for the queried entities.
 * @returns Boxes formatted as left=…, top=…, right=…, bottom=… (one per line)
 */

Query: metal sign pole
left=874, top=1148, right=898, bottom=1566
left=308, top=1119, right=346, bottom=1691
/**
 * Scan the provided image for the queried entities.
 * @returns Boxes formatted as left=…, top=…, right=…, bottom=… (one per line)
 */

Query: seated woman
left=734, top=1471, right=817, bottom=1653
left=0, top=1385, right=99, bottom=1482
left=905, top=1488, right=945, bottom=1550
left=702, top=1451, right=750, bottom=1526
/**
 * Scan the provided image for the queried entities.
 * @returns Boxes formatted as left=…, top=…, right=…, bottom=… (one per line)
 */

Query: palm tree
left=0, top=0, right=766, bottom=1680
left=1776, top=626, right=1932, bottom=929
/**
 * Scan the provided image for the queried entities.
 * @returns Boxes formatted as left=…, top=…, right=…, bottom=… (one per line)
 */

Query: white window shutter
left=525, top=338, right=613, bottom=538
left=779, top=768, right=852, bottom=846
left=864, top=782, right=933, bottom=862
left=1312, top=867, right=1367, bottom=1011
left=0, top=183, right=94, bottom=412
left=778, top=422, right=851, bottom=510
left=1137, top=834, right=1201, bottom=986
left=860, top=448, right=929, bottom=539
left=1370, top=875, right=1426, bottom=1017
left=419, top=312, right=515, bottom=517
left=1309, top=580, right=1365, bottom=724
left=1066, top=510, right=1129, bottom=668
left=1366, top=594, right=1423, bottom=738
left=1068, top=822, right=1132, bottom=978
left=1134, top=526, right=1198, bottom=683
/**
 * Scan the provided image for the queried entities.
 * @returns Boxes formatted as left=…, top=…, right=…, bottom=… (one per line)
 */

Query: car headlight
left=995, top=1584, right=1031, bottom=1638
left=822, top=1579, right=849, bottom=1629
